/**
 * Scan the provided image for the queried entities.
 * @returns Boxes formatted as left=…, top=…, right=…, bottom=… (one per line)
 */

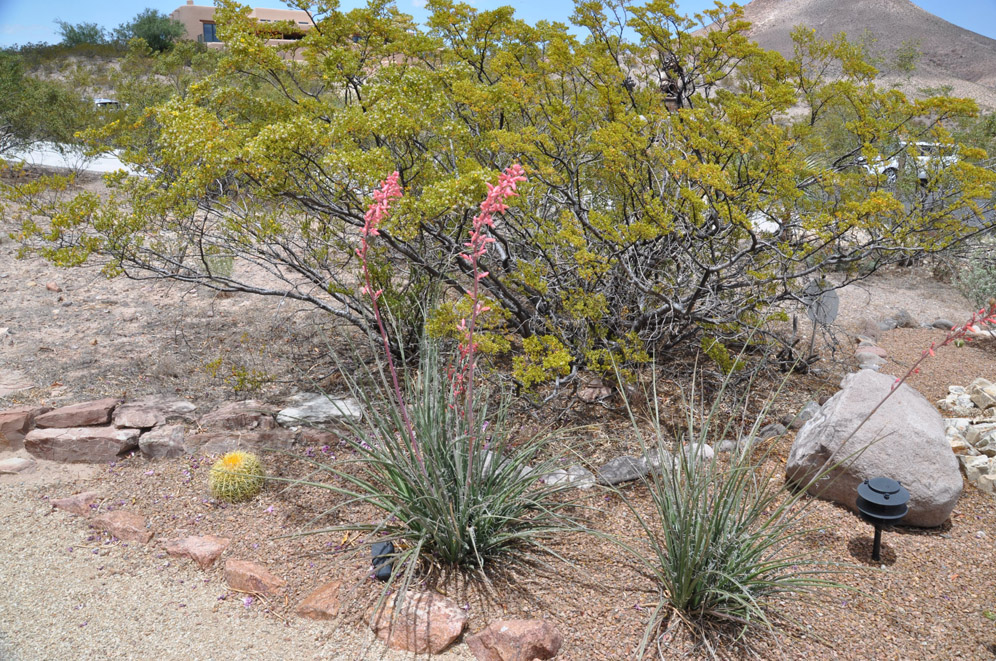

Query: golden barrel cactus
left=209, top=450, right=265, bottom=502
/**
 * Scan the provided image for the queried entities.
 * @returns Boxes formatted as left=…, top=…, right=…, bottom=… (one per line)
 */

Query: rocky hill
left=730, top=0, right=996, bottom=107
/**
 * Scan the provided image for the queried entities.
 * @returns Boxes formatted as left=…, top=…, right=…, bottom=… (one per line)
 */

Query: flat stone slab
left=596, top=455, right=649, bottom=486
left=164, top=535, right=231, bottom=569
left=51, top=491, right=100, bottom=516
left=0, top=405, right=49, bottom=450
left=36, top=398, right=121, bottom=428
left=91, top=510, right=153, bottom=543
left=225, top=559, right=286, bottom=597
left=295, top=581, right=342, bottom=620
left=199, top=400, right=276, bottom=431
left=184, top=429, right=296, bottom=456
left=0, top=457, right=36, bottom=474
left=276, top=395, right=363, bottom=426
left=24, top=426, right=140, bottom=463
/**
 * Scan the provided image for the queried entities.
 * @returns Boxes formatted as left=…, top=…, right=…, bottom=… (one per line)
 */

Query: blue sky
left=1, top=0, right=994, bottom=48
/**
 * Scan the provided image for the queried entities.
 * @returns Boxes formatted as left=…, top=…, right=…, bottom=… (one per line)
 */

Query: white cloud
left=412, top=0, right=426, bottom=7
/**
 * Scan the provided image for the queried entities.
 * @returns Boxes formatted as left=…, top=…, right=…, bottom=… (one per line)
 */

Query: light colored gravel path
left=0, top=478, right=472, bottom=661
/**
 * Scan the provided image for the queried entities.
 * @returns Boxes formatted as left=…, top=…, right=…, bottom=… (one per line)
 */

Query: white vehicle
left=860, top=141, right=959, bottom=184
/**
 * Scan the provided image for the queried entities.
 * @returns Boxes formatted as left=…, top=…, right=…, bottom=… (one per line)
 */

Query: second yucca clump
left=209, top=451, right=265, bottom=502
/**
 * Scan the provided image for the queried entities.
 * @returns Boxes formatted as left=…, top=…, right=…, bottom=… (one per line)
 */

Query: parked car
left=859, top=141, right=959, bottom=184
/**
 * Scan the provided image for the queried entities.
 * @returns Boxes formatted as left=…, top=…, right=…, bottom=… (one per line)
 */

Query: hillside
left=731, top=0, right=996, bottom=107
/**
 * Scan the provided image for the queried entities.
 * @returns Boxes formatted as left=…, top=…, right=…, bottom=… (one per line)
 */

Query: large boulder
left=786, top=369, right=961, bottom=527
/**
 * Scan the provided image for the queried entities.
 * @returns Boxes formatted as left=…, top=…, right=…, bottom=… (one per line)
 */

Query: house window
left=202, top=22, right=218, bottom=42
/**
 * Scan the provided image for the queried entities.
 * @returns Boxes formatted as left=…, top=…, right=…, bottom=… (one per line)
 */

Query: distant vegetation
left=2, top=0, right=995, bottom=390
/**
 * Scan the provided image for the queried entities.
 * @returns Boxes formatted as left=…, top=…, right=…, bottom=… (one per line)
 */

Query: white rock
left=0, top=457, right=36, bottom=474
left=949, top=385, right=967, bottom=395
left=276, top=395, right=363, bottom=426
left=961, top=455, right=992, bottom=483
left=944, top=418, right=972, bottom=433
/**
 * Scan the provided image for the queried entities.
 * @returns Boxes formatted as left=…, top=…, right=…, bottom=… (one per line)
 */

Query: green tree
left=8, top=0, right=996, bottom=389
left=114, top=9, right=186, bottom=53
left=55, top=20, right=109, bottom=47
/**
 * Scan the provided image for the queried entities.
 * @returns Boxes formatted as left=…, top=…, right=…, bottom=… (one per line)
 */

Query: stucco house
left=170, top=1, right=314, bottom=48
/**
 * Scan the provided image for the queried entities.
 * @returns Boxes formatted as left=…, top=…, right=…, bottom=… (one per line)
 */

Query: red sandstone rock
left=45, top=282, right=62, bottom=292
left=199, top=400, right=276, bottom=431
left=183, top=429, right=295, bottom=455
left=295, top=581, right=342, bottom=620
left=224, top=559, right=286, bottom=597
left=297, top=427, right=341, bottom=446
left=24, top=426, right=139, bottom=463
left=164, top=535, right=230, bottom=569
left=91, top=510, right=153, bottom=543
left=51, top=491, right=100, bottom=516
left=35, top=398, right=121, bottom=428
left=112, top=402, right=166, bottom=429
left=0, top=405, right=49, bottom=450
left=369, top=591, right=467, bottom=655
left=466, top=619, right=563, bottom=661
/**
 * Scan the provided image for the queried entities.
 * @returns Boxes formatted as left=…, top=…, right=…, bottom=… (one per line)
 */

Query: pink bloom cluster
left=357, top=171, right=402, bottom=301
left=453, top=164, right=527, bottom=400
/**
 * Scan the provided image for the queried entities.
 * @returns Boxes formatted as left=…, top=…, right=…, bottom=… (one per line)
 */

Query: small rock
left=139, top=425, right=186, bottom=459
left=199, top=400, right=276, bottom=431
left=577, top=385, right=612, bottom=403
left=543, top=465, right=595, bottom=489
left=295, top=581, right=342, bottom=620
left=0, top=405, right=49, bottom=450
left=0, top=457, right=36, bottom=474
left=758, top=423, right=787, bottom=440
left=680, top=442, right=715, bottom=467
left=298, top=427, right=341, bottom=446
left=24, top=426, right=140, bottom=463
left=466, top=619, right=563, bottom=661
left=45, top=282, right=62, bottom=292
left=892, top=309, right=917, bottom=329
left=113, top=402, right=166, bottom=429
left=854, top=320, right=882, bottom=341
left=35, top=398, right=121, bottom=428
left=855, top=353, right=886, bottom=369
left=51, top=491, right=99, bottom=516
left=932, top=319, right=955, bottom=330
left=967, top=378, right=996, bottom=411
left=854, top=345, right=887, bottom=359
left=716, top=439, right=739, bottom=453
left=164, top=535, right=230, bottom=569
left=596, top=455, right=649, bottom=486
left=877, top=318, right=898, bottom=331
left=224, top=559, right=286, bottom=597
left=276, top=395, right=363, bottom=426
left=91, top=510, right=153, bottom=544
left=788, top=401, right=821, bottom=430
left=369, top=591, right=467, bottom=655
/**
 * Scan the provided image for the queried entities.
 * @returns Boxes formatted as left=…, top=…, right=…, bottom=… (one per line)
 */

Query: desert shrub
left=955, top=237, right=996, bottom=307
left=209, top=450, right=265, bottom=502
left=618, top=372, right=846, bottom=652
left=8, top=0, right=996, bottom=387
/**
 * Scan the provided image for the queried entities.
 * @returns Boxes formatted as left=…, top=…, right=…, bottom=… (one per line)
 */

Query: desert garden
left=3, top=0, right=996, bottom=659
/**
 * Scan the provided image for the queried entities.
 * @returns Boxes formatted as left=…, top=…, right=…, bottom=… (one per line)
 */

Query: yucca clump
left=209, top=451, right=265, bottom=502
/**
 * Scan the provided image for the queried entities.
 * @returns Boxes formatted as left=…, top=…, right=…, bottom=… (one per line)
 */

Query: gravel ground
left=0, top=471, right=472, bottom=661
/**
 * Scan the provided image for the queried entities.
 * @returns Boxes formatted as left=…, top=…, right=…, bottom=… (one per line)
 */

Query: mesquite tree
left=8, top=0, right=996, bottom=388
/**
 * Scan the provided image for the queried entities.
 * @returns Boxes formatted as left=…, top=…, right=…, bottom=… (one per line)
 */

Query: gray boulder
left=596, top=455, right=649, bottom=486
left=276, top=394, right=363, bottom=426
left=788, top=401, right=821, bottom=430
left=139, top=425, right=186, bottom=459
left=786, top=369, right=961, bottom=527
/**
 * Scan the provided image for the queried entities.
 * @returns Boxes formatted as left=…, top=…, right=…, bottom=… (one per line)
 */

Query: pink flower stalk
left=456, top=165, right=526, bottom=484
left=355, top=172, right=421, bottom=464
left=456, top=164, right=527, bottom=427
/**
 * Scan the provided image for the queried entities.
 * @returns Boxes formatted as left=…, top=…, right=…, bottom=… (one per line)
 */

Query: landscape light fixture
left=855, top=477, right=909, bottom=561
